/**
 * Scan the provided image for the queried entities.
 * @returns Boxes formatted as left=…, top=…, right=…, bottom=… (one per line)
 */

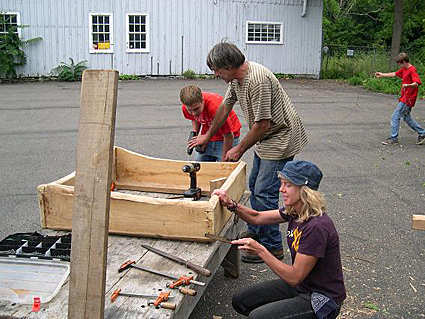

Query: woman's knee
left=232, top=290, right=251, bottom=316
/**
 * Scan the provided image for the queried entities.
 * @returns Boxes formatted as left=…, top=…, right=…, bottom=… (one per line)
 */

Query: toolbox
left=0, top=231, right=71, bottom=261
left=0, top=232, right=72, bottom=305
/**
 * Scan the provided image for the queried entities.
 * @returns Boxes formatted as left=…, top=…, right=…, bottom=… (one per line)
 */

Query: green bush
left=119, top=74, right=139, bottom=80
left=322, top=52, right=425, bottom=99
left=0, top=20, right=42, bottom=79
left=182, top=69, right=196, bottom=79
left=52, top=58, right=88, bottom=81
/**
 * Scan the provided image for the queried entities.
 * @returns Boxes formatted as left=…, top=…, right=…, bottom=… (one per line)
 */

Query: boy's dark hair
left=206, top=39, right=245, bottom=71
left=180, top=85, right=203, bottom=106
left=396, top=52, right=409, bottom=64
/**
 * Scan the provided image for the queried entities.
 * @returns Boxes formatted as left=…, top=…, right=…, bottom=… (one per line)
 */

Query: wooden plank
left=412, top=215, right=425, bottom=230
left=115, top=147, right=238, bottom=191
left=68, top=69, right=119, bottom=319
left=209, top=177, right=227, bottom=195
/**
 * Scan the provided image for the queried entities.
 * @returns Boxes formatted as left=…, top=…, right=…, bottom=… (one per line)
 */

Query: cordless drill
left=187, top=131, right=205, bottom=155
left=182, top=163, right=202, bottom=200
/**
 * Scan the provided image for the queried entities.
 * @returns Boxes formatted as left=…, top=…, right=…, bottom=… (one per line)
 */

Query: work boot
left=382, top=138, right=398, bottom=145
left=241, top=248, right=284, bottom=263
left=417, top=135, right=425, bottom=145
left=238, top=230, right=259, bottom=241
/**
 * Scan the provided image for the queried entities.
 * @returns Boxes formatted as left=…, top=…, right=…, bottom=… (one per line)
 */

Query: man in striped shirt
left=193, top=41, right=308, bottom=263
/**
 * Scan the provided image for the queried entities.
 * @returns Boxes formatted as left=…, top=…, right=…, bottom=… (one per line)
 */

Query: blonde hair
left=284, top=186, right=326, bottom=223
left=180, top=85, right=203, bottom=106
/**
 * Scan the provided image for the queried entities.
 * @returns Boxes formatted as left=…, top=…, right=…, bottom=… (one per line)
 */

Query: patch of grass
left=322, top=52, right=425, bottom=99
left=119, top=74, right=139, bottom=80
left=182, top=69, right=196, bottom=79
left=274, top=73, right=294, bottom=79
left=52, top=58, right=87, bottom=81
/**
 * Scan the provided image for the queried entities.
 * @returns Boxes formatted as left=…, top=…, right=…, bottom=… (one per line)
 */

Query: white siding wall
left=1, top=0, right=323, bottom=77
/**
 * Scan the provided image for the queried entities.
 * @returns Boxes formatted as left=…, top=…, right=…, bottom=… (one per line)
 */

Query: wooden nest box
left=37, top=147, right=246, bottom=242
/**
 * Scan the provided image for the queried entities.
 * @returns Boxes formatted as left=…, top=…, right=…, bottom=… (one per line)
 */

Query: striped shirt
left=222, top=61, right=308, bottom=160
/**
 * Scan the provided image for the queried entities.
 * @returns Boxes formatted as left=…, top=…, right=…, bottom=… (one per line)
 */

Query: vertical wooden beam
left=68, top=70, right=119, bottom=319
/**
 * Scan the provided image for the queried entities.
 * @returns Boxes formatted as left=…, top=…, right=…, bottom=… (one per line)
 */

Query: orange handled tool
left=168, top=275, right=193, bottom=289
left=111, top=288, right=175, bottom=309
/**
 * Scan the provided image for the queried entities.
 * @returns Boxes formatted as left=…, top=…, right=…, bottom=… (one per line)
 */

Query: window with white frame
left=126, top=13, right=149, bottom=52
left=246, top=21, right=283, bottom=44
left=0, top=12, right=21, bottom=37
left=89, top=13, right=113, bottom=53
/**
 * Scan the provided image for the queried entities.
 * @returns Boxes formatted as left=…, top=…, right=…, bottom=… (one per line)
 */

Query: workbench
left=0, top=192, right=249, bottom=319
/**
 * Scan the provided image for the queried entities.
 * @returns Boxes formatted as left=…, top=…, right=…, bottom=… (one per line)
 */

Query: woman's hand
left=231, top=238, right=266, bottom=257
left=211, top=189, right=232, bottom=206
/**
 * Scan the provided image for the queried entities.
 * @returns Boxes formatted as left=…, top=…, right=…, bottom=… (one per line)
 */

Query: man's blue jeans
left=195, top=137, right=239, bottom=162
left=248, top=153, right=294, bottom=251
left=390, top=102, right=425, bottom=139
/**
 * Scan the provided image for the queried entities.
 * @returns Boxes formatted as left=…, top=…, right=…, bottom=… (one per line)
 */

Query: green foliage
left=274, top=73, right=294, bottom=79
left=119, top=74, right=139, bottom=80
left=323, top=0, right=425, bottom=61
left=182, top=69, right=196, bottom=79
left=0, top=19, right=42, bottom=79
left=52, top=58, right=88, bottom=81
left=322, top=52, right=425, bottom=99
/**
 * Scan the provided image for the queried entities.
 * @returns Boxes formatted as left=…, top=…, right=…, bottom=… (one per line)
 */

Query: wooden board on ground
left=412, top=215, right=425, bottom=230
left=0, top=191, right=250, bottom=319
left=37, top=147, right=247, bottom=241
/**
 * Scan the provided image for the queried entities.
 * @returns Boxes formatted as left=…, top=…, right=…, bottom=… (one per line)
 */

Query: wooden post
left=68, top=70, right=119, bottom=319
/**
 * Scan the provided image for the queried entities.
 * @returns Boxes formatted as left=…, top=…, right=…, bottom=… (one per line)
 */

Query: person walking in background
left=181, top=84, right=241, bottom=161
left=212, top=160, right=346, bottom=318
left=376, top=52, right=425, bottom=145
left=191, top=40, right=308, bottom=263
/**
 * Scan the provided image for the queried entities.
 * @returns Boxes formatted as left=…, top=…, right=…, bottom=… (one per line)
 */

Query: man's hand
left=188, top=134, right=209, bottom=151
left=375, top=71, right=383, bottom=78
left=224, top=145, right=243, bottom=162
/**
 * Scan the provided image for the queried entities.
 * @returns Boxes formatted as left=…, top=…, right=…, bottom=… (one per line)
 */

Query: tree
left=389, top=0, right=403, bottom=68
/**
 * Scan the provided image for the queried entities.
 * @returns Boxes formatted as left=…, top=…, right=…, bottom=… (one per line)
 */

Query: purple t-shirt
left=279, top=208, right=346, bottom=302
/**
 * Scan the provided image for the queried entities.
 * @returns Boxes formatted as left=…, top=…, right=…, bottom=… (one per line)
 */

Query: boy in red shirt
left=376, top=52, right=425, bottom=145
left=180, top=85, right=242, bottom=161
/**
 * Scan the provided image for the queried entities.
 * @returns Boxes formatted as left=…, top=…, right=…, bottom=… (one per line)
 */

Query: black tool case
left=0, top=231, right=71, bottom=262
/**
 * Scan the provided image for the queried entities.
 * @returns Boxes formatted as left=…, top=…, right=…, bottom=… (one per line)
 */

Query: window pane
left=105, top=25, right=109, bottom=32
left=141, top=25, right=145, bottom=32
left=11, top=16, right=17, bottom=24
left=129, top=42, right=134, bottom=49
left=129, top=25, right=134, bottom=32
left=98, top=25, right=103, bottom=32
left=135, top=25, right=140, bottom=32
left=135, top=42, right=140, bottom=49
left=135, top=34, right=140, bottom=41
left=129, top=15, right=134, bottom=23
left=92, top=25, right=97, bottom=32
left=141, top=41, right=146, bottom=48
left=104, top=16, right=109, bottom=24
left=135, top=16, right=140, bottom=23
left=141, top=16, right=146, bottom=24
left=130, top=34, right=134, bottom=41
left=141, top=34, right=146, bottom=41
left=92, top=16, right=97, bottom=24
left=105, top=34, right=110, bottom=41
left=93, top=34, right=98, bottom=42
left=99, top=34, right=104, bottom=42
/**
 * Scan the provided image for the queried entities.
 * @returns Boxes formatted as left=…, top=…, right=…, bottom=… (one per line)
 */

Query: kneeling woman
left=213, top=160, right=346, bottom=319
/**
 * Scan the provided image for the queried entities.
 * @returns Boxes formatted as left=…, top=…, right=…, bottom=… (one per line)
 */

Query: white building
left=1, top=0, right=323, bottom=78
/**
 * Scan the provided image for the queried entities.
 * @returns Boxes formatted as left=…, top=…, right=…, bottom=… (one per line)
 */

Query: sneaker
left=238, top=230, right=259, bottom=241
left=241, top=248, right=284, bottom=264
left=417, top=135, right=425, bottom=145
left=382, top=138, right=398, bottom=145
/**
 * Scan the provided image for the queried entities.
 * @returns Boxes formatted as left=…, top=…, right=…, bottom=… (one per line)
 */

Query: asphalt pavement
left=0, top=78, right=424, bottom=318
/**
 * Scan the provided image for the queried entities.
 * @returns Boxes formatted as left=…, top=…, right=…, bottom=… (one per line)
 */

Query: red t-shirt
left=395, top=65, right=422, bottom=107
left=182, top=92, right=241, bottom=142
